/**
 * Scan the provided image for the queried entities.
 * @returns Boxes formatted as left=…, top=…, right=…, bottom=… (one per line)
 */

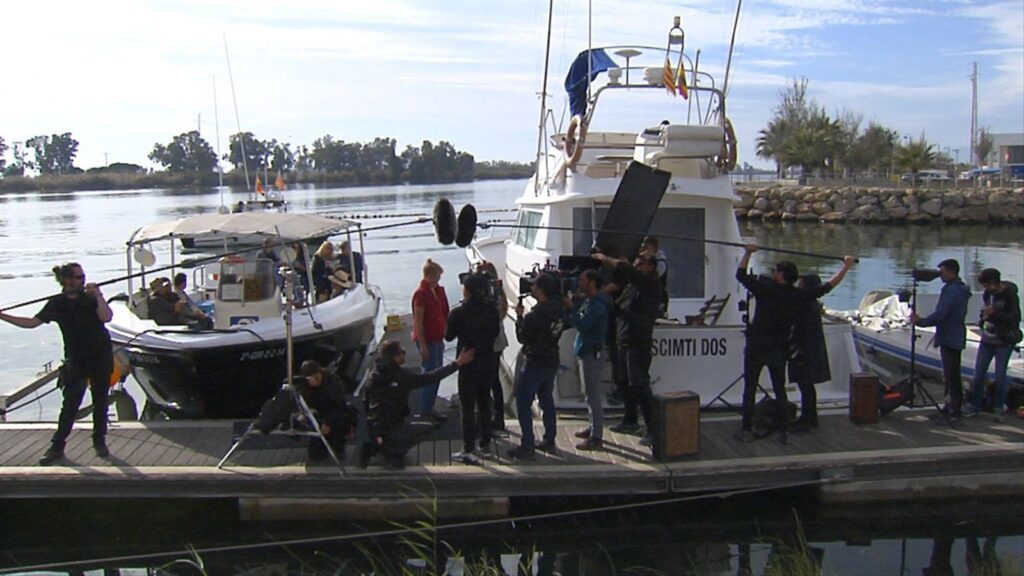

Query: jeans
left=578, top=350, right=606, bottom=440
left=939, top=345, right=963, bottom=415
left=418, top=341, right=446, bottom=414
left=969, top=341, right=1012, bottom=412
left=53, top=369, right=110, bottom=449
left=515, top=363, right=557, bottom=450
left=741, top=350, right=788, bottom=430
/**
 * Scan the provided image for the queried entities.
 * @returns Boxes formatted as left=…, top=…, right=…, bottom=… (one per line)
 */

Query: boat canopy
left=127, top=213, right=356, bottom=245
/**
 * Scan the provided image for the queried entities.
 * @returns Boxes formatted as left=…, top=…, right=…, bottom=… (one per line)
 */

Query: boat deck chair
left=685, top=293, right=730, bottom=326
left=217, top=382, right=347, bottom=476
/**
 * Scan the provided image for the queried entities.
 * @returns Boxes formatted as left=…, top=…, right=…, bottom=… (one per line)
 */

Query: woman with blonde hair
left=412, top=258, right=450, bottom=420
left=311, top=241, right=335, bottom=303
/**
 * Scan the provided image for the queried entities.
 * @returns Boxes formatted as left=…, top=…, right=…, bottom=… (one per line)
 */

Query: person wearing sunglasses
left=1, top=262, right=114, bottom=465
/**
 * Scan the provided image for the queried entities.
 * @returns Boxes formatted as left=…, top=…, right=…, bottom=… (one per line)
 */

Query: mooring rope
left=0, top=475, right=843, bottom=573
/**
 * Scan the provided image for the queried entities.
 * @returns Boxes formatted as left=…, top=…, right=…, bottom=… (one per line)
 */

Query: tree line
left=755, top=78, right=995, bottom=179
left=0, top=132, right=533, bottom=191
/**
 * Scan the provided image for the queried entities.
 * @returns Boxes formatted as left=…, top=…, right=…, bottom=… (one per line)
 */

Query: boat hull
left=123, top=321, right=375, bottom=419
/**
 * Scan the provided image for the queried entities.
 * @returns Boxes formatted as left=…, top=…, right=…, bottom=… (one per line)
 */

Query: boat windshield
left=217, top=258, right=278, bottom=302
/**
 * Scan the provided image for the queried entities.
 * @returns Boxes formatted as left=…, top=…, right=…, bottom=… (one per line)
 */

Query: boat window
left=513, top=210, right=542, bottom=249
left=573, top=206, right=705, bottom=299
left=218, top=258, right=277, bottom=302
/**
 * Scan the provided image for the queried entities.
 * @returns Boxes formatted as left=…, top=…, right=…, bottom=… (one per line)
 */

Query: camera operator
left=565, top=269, right=612, bottom=450
left=361, top=340, right=475, bottom=469
left=297, top=360, right=357, bottom=462
left=592, top=251, right=663, bottom=446
left=446, top=273, right=501, bottom=461
left=735, top=244, right=855, bottom=442
left=475, top=261, right=510, bottom=435
left=509, top=273, right=565, bottom=460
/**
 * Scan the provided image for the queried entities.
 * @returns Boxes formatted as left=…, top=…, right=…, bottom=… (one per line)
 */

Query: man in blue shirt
left=912, top=258, right=972, bottom=420
left=566, top=269, right=612, bottom=450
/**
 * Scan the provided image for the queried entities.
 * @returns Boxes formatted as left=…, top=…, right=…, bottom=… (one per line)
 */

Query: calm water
left=1, top=181, right=1023, bottom=573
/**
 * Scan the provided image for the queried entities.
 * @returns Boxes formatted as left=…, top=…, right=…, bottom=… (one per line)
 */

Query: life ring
left=716, top=117, right=738, bottom=173
left=564, top=114, right=587, bottom=168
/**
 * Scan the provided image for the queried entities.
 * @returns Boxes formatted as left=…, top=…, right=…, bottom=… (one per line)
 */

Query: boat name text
left=651, top=337, right=728, bottom=357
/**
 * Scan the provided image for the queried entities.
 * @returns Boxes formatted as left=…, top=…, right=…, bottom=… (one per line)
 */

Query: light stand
left=906, top=270, right=954, bottom=426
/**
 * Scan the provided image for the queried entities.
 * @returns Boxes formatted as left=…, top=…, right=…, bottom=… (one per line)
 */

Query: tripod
left=905, top=277, right=956, bottom=426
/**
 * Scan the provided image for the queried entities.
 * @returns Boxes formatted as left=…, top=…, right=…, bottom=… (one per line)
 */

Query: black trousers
left=796, top=382, right=818, bottom=423
left=489, top=354, right=505, bottom=428
left=940, top=345, right=963, bottom=415
left=53, top=368, right=110, bottom=449
left=307, top=430, right=347, bottom=461
left=741, top=351, right=788, bottom=430
left=617, top=341, right=653, bottom=428
left=378, top=420, right=435, bottom=459
left=458, top=355, right=494, bottom=451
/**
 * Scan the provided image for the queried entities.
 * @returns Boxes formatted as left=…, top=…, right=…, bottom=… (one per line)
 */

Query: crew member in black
left=641, top=235, right=669, bottom=317
left=297, top=360, right=357, bottom=462
left=735, top=245, right=855, bottom=442
left=594, top=251, right=664, bottom=445
left=362, top=341, right=474, bottom=469
left=0, top=263, right=114, bottom=465
left=445, top=273, right=501, bottom=461
left=788, top=274, right=830, bottom=433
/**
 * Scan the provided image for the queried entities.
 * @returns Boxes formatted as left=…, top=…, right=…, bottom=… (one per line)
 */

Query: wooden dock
left=0, top=409, right=1020, bottom=504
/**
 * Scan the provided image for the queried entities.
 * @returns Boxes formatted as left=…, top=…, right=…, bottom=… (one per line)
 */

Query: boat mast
left=534, top=0, right=556, bottom=195
left=722, top=0, right=743, bottom=98
left=213, top=75, right=226, bottom=211
left=224, top=35, right=251, bottom=195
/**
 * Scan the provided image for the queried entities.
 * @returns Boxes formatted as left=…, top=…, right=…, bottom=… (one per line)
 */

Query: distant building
left=987, top=132, right=1024, bottom=181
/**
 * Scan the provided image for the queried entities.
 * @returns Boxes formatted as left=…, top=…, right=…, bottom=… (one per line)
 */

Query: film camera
left=458, top=262, right=503, bottom=303
left=517, top=255, right=600, bottom=297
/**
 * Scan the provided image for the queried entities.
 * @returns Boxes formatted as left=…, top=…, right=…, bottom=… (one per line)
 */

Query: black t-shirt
left=35, top=292, right=112, bottom=372
left=615, top=263, right=663, bottom=344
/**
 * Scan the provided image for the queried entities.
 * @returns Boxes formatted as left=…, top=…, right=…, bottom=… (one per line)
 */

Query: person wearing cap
left=147, top=277, right=193, bottom=326
left=964, top=268, right=1021, bottom=422
left=0, top=263, right=114, bottom=465
left=592, top=250, right=664, bottom=446
left=445, top=272, right=501, bottom=461
left=735, top=245, right=856, bottom=442
left=362, top=340, right=475, bottom=469
left=509, top=273, right=566, bottom=460
left=911, top=258, right=971, bottom=421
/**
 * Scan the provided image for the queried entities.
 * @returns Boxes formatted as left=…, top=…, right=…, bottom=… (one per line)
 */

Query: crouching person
left=361, top=341, right=475, bottom=469
left=298, top=360, right=356, bottom=463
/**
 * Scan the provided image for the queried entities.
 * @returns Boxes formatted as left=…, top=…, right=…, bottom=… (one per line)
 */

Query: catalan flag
left=662, top=56, right=676, bottom=95
left=676, top=64, right=689, bottom=100
left=255, top=176, right=265, bottom=195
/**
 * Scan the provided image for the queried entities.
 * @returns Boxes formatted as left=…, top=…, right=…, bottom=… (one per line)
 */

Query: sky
left=1, top=0, right=1022, bottom=171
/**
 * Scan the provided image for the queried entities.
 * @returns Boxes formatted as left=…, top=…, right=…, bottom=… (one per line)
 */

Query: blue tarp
left=564, top=49, right=617, bottom=117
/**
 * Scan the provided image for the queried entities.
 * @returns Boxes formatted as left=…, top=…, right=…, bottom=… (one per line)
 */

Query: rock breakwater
left=734, top=185, right=1024, bottom=223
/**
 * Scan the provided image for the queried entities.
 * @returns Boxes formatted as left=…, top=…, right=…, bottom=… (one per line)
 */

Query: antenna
left=224, top=34, right=250, bottom=193
left=722, top=0, right=743, bottom=97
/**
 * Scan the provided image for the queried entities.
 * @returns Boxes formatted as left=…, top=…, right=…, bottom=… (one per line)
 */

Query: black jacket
left=516, top=299, right=565, bottom=369
left=980, top=281, right=1022, bottom=346
left=445, top=297, right=500, bottom=357
left=615, top=263, right=663, bottom=345
left=736, top=269, right=832, bottom=356
left=365, top=356, right=459, bottom=434
left=302, top=373, right=356, bottom=435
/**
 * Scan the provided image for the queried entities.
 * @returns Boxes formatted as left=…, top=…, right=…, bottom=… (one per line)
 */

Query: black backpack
left=752, top=397, right=797, bottom=438
left=878, top=378, right=915, bottom=415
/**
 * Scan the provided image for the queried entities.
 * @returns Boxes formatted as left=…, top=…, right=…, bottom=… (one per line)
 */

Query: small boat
left=828, top=291, right=1024, bottom=398
left=467, top=16, right=862, bottom=410
left=108, top=212, right=383, bottom=419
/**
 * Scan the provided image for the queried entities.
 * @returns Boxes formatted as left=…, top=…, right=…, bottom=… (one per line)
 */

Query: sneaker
left=477, top=444, right=493, bottom=458
left=639, top=434, right=653, bottom=447
left=732, top=429, right=756, bottom=443
left=93, top=438, right=110, bottom=458
left=536, top=439, right=557, bottom=453
left=38, top=446, right=64, bottom=466
left=962, top=404, right=981, bottom=418
left=610, top=422, right=641, bottom=434
left=576, top=438, right=604, bottom=451
left=508, top=445, right=536, bottom=460
left=452, top=451, right=482, bottom=465
left=790, top=420, right=817, bottom=434
left=574, top=428, right=592, bottom=439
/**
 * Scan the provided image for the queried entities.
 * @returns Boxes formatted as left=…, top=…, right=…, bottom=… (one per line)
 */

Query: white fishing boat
left=466, top=16, right=861, bottom=410
left=108, top=212, right=383, bottom=419
left=829, top=291, right=1024, bottom=403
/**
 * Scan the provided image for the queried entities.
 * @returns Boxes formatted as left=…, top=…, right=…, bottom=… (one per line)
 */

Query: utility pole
left=969, top=62, right=977, bottom=168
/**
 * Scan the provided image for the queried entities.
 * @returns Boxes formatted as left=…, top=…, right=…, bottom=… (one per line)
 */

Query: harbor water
left=0, top=181, right=1022, bottom=574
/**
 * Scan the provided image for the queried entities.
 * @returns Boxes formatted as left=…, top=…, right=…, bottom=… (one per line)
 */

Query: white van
left=918, top=169, right=951, bottom=182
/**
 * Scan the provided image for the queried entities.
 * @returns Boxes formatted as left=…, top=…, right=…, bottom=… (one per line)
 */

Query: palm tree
left=756, top=119, right=789, bottom=177
left=893, top=138, right=935, bottom=183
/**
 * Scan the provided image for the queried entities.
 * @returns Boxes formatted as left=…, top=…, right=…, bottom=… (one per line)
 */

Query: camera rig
left=518, top=255, right=601, bottom=296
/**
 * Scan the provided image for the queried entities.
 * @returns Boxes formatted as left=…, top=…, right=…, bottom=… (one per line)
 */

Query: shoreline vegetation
left=0, top=161, right=534, bottom=194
